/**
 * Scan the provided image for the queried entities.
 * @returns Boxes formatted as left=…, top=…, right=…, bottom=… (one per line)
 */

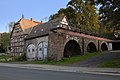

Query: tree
left=49, top=0, right=100, bottom=35
left=0, top=33, right=10, bottom=53
left=67, top=0, right=100, bottom=34
left=91, top=0, right=120, bottom=39
left=8, top=22, right=15, bottom=32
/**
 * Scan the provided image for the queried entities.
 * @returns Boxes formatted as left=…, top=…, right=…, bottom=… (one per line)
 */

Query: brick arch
left=64, top=40, right=81, bottom=57
left=100, top=42, right=108, bottom=51
left=64, top=36, right=81, bottom=50
left=87, top=41, right=97, bottom=52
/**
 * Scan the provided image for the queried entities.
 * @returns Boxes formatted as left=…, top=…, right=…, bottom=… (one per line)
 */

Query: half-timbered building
left=10, top=17, right=42, bottom=56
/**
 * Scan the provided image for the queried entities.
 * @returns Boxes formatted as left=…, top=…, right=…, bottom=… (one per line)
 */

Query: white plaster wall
left=60, top=17, right=68, bottom=25
left=26, top=36, right=48, bottom=61
left=36, top=36, right=48, bottom=60
left=36, top=36, right=48, bottom=44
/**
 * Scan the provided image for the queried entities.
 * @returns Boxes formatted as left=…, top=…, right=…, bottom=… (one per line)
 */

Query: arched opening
left=101, top=43, right=108, bottom=51
left=87, top=42, right=97, bottom=52
left=64, top=40, right=81, bottom=57
left=27, top=44, right=37, bottom=60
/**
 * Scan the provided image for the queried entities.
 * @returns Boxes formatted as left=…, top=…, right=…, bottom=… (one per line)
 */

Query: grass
left=3, top=51, right=120, bottom=68
left=22, top=52, right=99, bottom=66
left=99, top=51, right=120, bottom=68
left=100, top=58, right=120, bottom=68
left=0, top=56, right=13, bottom=59
left=0, top=55, right=14, bottom=62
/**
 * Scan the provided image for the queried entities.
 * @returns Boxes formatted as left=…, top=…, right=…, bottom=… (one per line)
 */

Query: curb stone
left=0, top=63, right=120, bottom=76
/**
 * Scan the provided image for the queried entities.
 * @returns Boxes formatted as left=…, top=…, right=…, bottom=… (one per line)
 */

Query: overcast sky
left=0, top=0, right=69, bottom=32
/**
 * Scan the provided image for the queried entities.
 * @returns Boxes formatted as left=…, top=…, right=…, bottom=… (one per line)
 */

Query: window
left=32, top=49, right=35, bottom=52
left=15, top=39, right=17, bottom=42
left=20, top=38, right=22, bottom=41
left=39, top=48, right=42, bottom=51
left=28, top=49, right=30, bottom=52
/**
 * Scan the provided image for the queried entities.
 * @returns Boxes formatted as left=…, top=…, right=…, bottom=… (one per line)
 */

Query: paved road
left=0, top=66, right=120, bottom=80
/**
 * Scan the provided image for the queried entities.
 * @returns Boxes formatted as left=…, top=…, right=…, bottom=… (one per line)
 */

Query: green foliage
left=0, top=55, right=13, bottom=59
left=99, top=0, right=119, bottom=28
left=49, top=8, right=66, bottom=20
left=93, top=0, right=120, bottom=39
left=99, top=24, right=114, bottom=39
left=0, top=33, right=10, bottom=53
left=50, top=0, right=120, bottom=39
left=0, top=55, right=14, bottom=62
left=0, top=54, right=26, bottom=62
left=14, top=54, right=27, bottom=61
left=49, top=0, right=100, bottom=35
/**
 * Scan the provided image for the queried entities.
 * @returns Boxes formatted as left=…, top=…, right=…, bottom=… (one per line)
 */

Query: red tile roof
left=19, top=18, right=42, bottom=30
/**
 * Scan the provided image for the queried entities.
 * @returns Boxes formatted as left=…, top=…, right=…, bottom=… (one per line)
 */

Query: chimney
left=30, top=18, right=34, bottom=21
left=22, top=14, right=24, bottom=19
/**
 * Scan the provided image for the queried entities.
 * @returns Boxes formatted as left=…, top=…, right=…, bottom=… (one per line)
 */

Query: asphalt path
left=69, top=51, right=120, bottom=67
left=0, top=66, right=120, bottom=80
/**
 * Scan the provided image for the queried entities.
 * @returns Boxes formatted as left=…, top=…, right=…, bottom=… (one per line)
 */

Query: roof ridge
left=21, top=18, right=40, bottom=23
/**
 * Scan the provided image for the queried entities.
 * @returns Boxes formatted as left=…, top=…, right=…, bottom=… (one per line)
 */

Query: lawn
left=24, top=52, right=99, bottom=66
left=100, top=58, right=120, bottom=68
left=99, top=51, right=120, bottom=68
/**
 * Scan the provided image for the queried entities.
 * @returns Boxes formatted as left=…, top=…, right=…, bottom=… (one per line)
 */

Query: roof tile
left=19, top=18, right=41, bottom=30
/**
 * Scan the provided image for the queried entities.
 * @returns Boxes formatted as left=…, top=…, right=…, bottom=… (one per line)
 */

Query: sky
left=0, top=0, right=70, bottom=32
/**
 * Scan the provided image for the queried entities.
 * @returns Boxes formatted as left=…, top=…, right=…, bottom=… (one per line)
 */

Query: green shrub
left=14, top=54, right=27, bottom=61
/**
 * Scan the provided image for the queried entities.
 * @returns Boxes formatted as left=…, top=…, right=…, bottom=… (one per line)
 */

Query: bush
left=14, top=54, right=27, bottom=61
